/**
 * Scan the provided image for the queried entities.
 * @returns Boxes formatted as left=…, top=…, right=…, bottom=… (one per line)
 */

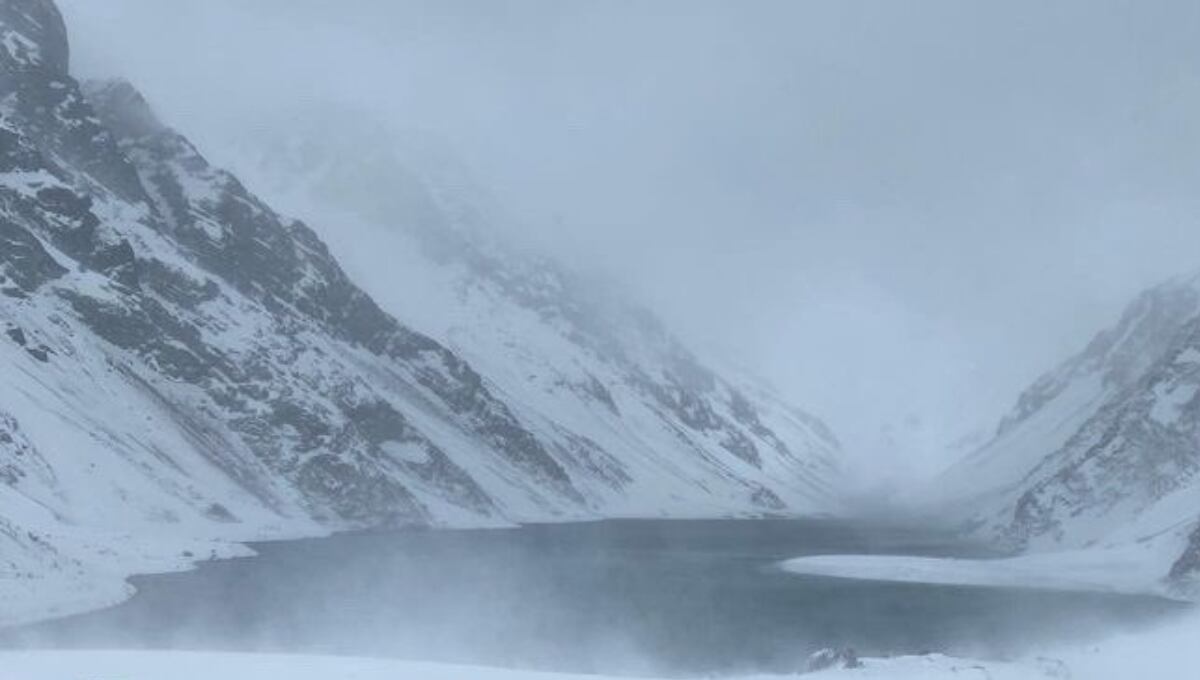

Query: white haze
left=56, top=0, right=1200, bottom=488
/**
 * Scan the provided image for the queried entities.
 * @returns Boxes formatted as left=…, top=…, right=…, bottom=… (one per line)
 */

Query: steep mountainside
left=215, top=110, right=840, bottom=518
left=0, top=0, right=839, bottom=623
left=939, top=273, right=1200, bottom=594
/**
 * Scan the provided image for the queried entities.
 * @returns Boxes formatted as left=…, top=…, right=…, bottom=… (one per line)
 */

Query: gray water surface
left=4, top=519, right=1189, bottom=676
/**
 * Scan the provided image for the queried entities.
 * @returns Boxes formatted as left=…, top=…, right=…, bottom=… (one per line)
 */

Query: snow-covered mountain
left=212, top=107, right=840, bottom=516
left=0, top=0, right=839, bottom=623
left=938, top=272, right=1200, bottom=594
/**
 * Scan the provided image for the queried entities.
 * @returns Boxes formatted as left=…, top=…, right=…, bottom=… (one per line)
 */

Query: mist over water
left=6, top=521, right=1187, bottom=676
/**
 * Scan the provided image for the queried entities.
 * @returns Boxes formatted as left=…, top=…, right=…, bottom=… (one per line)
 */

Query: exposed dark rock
left=0, top=218, right=66, bottom=292
left=806, top=647, right=862, bottom=673
left=138, top=259, right=220, bottom=307
left=1169, top=523, right=1200, bottom=581
left=0, top=413, right=49, bottom=489
left=203, top=503, right=237, bottom=523
left=0, top=0, right=69, bottom=75
left=578, top=374, right=619, bottom=415
left=750, top=485, right=785, bottom=510
left=89, top=239, right=139, bottom=289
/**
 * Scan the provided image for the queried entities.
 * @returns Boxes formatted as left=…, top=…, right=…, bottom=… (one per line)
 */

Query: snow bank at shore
left=5, top=619, right=1199, bottom=680
left=781, top=543, right=1191, bottom=600
left=0, top=649, right=1050, bottom=680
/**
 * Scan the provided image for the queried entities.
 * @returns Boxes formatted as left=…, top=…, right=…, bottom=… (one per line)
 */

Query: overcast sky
left=58, top=0, right=1200, bottom=486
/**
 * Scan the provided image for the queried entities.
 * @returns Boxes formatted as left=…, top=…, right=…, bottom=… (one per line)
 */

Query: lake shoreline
left=5, top=518, right=1185, bottom=676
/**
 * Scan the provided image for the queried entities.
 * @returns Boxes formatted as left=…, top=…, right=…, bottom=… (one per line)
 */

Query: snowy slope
left=0, top=649, right=1046, bottom=680
left=0, top=0, right=841, bottom=624
left=204, top=106, right=841, bottom=518
left=935, top=272, right=1200, bottom=595
left=0, top=649, right=1027, bottom=680
left=12, top=618, right=1200, bottom=680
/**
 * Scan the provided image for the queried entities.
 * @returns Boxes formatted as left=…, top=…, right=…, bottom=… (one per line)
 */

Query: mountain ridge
left=938, top=272, right=1200, bottom=595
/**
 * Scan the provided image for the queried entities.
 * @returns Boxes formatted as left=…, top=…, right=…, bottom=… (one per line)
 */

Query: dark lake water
left=3, top=519, right=1190, bottom=676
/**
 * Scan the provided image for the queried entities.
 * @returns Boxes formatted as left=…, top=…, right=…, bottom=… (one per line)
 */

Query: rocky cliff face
left=939, top=274, right=1200, bottom=590
left=0, top=0, right=840, bottom=623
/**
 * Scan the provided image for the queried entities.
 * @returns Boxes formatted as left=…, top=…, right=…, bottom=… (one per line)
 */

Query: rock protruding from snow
left=1169, top=522, right=1200, bottom=584
left=807, top=648, right=863, bottom=673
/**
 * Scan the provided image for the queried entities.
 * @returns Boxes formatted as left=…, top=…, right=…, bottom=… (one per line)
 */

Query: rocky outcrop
left=806, top=648, right=862, bottom=672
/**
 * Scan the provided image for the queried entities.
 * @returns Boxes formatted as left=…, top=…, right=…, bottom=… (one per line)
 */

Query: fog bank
left=58, top=0, right=1200, bottom=485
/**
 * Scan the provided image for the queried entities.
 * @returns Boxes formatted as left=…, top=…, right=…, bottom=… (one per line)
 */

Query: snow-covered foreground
left=781, top=543, right=1193, bottom=601
left=0, top=649, right=1086, bottom=680
left=0, top=652, right=617, bottom=680
left=2, top=611, right=1198, bottom=680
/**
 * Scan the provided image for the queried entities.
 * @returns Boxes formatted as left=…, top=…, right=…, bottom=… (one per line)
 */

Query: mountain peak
left=0, top=0, right=68, bottom=76
left=83, top=78, right=168, bottom=139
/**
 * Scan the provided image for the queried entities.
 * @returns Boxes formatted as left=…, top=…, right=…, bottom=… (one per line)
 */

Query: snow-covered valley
left=3, top=0, right=1200, bottom=677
